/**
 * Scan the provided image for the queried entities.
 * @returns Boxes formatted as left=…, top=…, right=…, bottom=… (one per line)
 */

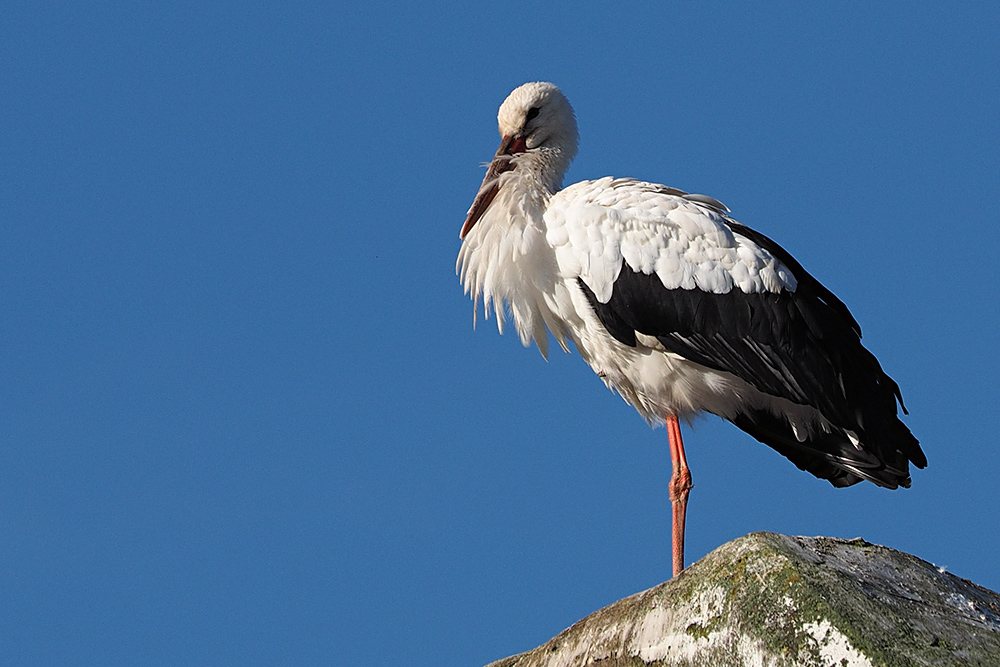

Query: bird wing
left=545, top=178, right=923, bottom=486
left=546, top=178, right=839, bottom=410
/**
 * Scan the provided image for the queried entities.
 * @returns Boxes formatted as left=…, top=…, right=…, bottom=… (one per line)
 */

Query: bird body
left=457, top=83, right=924, bottom=572
left=462, top=176, right=787, bottom=416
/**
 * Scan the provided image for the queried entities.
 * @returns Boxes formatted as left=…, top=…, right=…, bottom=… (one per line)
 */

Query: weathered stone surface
left=486, top=533, right=1000, bottom=667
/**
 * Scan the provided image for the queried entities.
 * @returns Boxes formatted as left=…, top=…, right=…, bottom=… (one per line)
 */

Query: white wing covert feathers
left=545, top=177, right=798, bottom=302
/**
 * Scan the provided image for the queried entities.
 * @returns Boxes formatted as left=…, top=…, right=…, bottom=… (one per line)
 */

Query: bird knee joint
left=669, top=470, right=693, bottom=501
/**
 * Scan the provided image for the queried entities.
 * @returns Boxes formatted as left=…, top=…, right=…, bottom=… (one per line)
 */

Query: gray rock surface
left=486, top=533, right=1000, bottom=667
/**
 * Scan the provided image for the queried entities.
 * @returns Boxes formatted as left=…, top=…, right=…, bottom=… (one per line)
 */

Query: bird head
left=497, top=81, right=579, bottom=155
left=461, top=82, right=579, bottom=238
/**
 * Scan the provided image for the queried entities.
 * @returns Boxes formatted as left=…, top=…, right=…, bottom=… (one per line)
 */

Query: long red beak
left=460, top=134, right=528, bottom=239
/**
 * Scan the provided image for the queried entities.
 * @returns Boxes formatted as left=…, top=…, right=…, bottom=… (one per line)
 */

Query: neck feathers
left=456, top=150, right=569, bottom=358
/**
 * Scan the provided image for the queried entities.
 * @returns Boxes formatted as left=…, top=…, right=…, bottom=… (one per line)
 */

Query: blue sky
left=2, top=2, right=998, bottom=665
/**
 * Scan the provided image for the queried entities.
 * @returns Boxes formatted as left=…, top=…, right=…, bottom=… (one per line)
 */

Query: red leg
left=666, top=415, right=693, bottom=577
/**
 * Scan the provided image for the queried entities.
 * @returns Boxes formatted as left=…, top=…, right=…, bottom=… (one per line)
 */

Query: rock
left=485, top=532, right=1000, bottom=667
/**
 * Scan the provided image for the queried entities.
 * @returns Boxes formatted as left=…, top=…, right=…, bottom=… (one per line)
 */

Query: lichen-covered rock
left=485, top=533, right=1000, bottom=667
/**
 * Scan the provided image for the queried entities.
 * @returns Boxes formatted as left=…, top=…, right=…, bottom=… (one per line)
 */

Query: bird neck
left=456, top=146, right=572, bottom=358
left=516, top=145, right=572, bottom=197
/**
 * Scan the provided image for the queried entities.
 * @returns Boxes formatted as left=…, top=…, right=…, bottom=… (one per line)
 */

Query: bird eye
left=525, top=107, right=541, bottom=123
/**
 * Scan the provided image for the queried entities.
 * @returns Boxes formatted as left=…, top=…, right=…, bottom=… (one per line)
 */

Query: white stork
left=457, top=82, right=925, bottom=577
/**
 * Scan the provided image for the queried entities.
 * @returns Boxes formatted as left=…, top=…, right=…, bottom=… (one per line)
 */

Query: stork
left=457, top=82, right=925, bottom=577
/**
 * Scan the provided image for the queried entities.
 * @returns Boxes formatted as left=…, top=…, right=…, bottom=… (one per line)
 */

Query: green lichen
left=684, top=612, right=724, bottom=642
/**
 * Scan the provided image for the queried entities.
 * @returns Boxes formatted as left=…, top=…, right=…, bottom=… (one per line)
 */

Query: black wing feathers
left=578, top=221, right=925, bottom=489
left=726, top=221, right=862, bottom=337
